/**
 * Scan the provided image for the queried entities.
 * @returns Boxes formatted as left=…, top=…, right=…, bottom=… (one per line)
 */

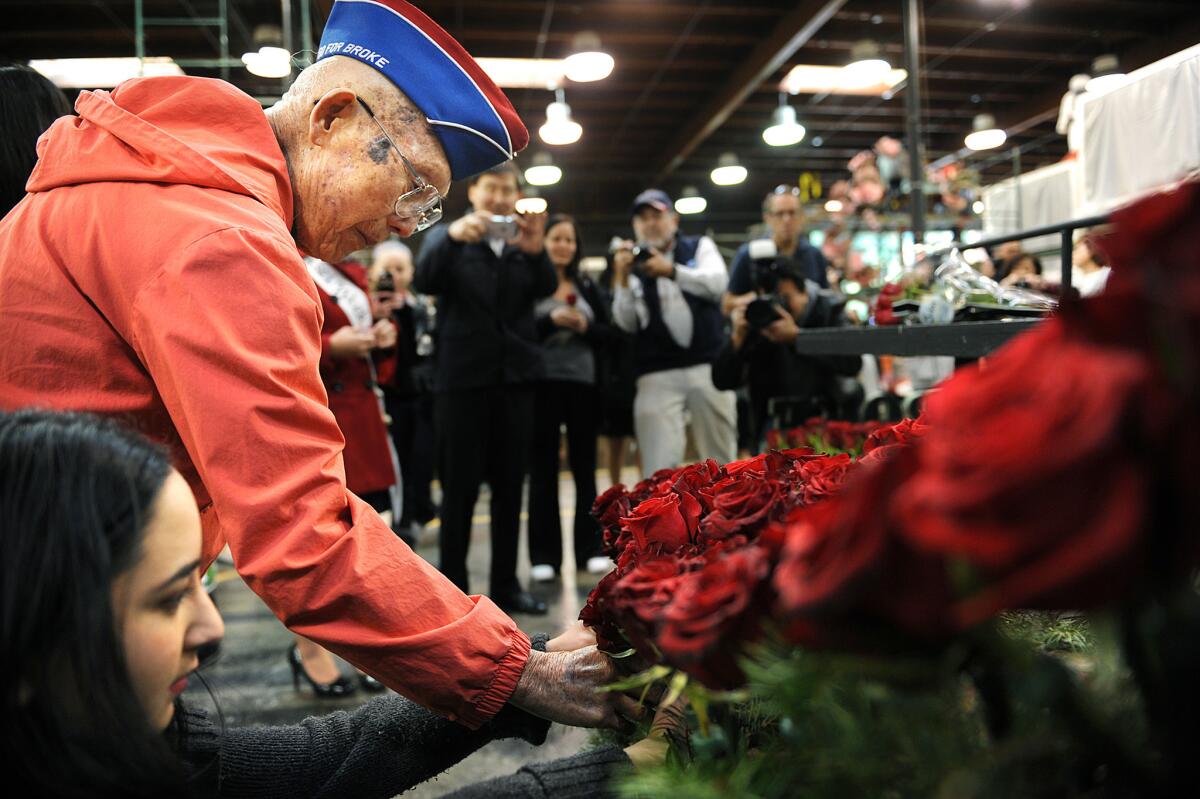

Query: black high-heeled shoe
left=358, top=672, right=386, bottom=692
left=287, top=644, right=357, bottom=698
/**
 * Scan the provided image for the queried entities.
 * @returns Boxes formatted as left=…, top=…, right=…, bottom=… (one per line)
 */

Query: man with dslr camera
left=611, top=189, right=736, bottom=476
left=414, top=161, right=553, bottom=614
left=713, top=253, right=860, bottom=450
left=723, top=185, right=829, bottom=315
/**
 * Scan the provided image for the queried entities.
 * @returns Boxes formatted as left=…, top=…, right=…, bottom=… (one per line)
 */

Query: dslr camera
left=744, top=239, right=806, bottom=331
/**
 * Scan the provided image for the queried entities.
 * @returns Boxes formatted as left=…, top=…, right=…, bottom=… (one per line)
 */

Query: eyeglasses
left=356, top=98, right=443, bottom=232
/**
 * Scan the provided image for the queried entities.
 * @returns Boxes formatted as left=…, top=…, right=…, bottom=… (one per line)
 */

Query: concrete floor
left=184, top=468, right=634, bottom=798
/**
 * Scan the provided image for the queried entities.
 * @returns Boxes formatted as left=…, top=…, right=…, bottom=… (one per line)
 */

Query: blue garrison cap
left=318, top=0, right=529, bottom=181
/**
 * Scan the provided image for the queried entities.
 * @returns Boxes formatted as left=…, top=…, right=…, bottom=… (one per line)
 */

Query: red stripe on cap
left=371, top=0, right=529, bottom=154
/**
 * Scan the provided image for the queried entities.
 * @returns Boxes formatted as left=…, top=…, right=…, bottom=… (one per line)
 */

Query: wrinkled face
left=632, top=206, right=678, bottom=249
left=545, top=221, right=578, bottom=268
left=468, top=173, right=519, bottom=216
left=764, top=194, right=803, bottom=243
left=294, top=93, right=451, bottom=262
left=110, top=471, right=224, bottom=730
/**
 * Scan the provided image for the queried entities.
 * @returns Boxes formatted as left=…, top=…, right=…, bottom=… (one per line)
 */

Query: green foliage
left=613, top=615, right=1161, bottom=798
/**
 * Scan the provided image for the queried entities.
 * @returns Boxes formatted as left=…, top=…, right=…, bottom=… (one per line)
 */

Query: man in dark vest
left=611, top=189, right=737, bottom=476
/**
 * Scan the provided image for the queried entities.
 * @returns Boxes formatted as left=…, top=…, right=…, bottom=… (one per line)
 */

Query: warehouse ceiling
left=5, top=0, right=1199, bottom=244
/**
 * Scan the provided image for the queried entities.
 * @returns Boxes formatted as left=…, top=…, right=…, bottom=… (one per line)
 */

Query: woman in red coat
left=307, top=258, right=399, bottom=513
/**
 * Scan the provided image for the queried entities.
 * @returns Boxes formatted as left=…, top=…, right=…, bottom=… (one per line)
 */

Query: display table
left=791, top=319, right=1041, bottom=358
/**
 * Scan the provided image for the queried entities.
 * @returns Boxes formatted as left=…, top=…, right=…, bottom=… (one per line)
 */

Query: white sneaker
left=586, top=556, right=613, bottom=575
left=530, top=564, right=557, bottom=583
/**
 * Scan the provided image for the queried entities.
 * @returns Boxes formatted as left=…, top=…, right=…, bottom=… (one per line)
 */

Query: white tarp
left=1079, top=43, right=1200, bottom=214
left=980, top=160, right=1079, bottom=280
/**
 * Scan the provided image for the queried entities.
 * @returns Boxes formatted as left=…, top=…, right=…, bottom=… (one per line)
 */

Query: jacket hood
left=27, top=76, right=293, bottom=226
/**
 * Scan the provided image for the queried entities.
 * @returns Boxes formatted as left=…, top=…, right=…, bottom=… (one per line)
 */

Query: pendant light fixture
left=538, top=87, right=583, bottom=145
left=964, top=113, right=1007, bottom=151
left=242, top=25, right=291, bottom=79
left=842, top=39, right=891, bottom=88
left=563, top=31, right=614, bottom=83
left=710, top=152, right=747, bottom=186
left=524, top=152, right=562, bottom=186
left=674, top=186, right=707, bottom=215
left=515, top=186, right=548, bottom=215
left=762, top=93, right=806, bottom=147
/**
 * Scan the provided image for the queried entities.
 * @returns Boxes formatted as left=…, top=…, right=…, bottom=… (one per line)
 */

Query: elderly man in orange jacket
left=0, top=0, right=633, bottom=731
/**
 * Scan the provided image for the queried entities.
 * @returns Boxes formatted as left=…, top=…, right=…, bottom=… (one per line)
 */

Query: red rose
left=593, top=484, right=632, bottom=556
left=792, top=453, right=855, bottom=504
left=861, top=417, right=926, bottom=456
left=896, top=319, right=1156, bottom=626
left=655, top=543, right=775, bottom=688
left=622, top=492, right=696, bottom=554
left=699, top=473, right=786, bottom=542
left=611, top=554, right=694, bottom=654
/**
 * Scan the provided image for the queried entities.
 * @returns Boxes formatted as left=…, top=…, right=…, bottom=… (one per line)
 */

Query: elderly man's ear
left=308, top=89, right=359, bottom=145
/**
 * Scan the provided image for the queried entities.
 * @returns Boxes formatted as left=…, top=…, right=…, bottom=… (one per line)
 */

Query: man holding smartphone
left=414, top=162, right=554, bottom=614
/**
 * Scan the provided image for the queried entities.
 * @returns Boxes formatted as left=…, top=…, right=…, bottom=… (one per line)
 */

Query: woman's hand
left=624, top=697, right=690, bottom=770
left=550, top=306, right=588, bottom=334
left=328, top=326, right=376, bottom=359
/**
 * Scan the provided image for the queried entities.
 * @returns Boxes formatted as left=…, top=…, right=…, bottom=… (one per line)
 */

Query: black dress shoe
left=493, top=590, right=548, bottom=615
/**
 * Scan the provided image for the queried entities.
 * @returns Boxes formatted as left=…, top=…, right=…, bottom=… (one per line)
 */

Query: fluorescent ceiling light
left=711, top=153, right=747, bottom=186
left=780, top=64, right=906, bottom=96
left=674, top=186, right=707, bottom=214
left=476, top=57, right=566, bottom=89
left=30, top=57, right=183, bottom=89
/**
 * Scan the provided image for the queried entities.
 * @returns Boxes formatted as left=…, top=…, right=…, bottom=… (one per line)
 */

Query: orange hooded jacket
left=0, top=76, right=528, bottom=728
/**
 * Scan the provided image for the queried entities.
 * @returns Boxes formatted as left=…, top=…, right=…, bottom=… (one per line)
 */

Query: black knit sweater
left=177, top=636, right=632, bottom=798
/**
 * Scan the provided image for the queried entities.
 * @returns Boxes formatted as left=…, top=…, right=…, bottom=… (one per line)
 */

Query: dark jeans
left=434, top=385, right=533, bottom=596
left=384, top=390, right=436, bottom=526
left=528, top=380, right=601, bottom=571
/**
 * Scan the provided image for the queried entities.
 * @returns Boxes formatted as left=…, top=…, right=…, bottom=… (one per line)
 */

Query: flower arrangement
left=583, top=178, right=1200, bottom=797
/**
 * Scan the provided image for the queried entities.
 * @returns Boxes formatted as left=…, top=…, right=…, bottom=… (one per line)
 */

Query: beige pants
left=633, top=363, right=737, bottom=477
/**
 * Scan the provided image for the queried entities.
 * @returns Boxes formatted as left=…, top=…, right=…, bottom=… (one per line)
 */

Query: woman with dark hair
left=1072, top=231, right=1111, bottom=297
left=0, top=409, right=675, bottom=797
left=0, top=63, right=72, bottom=218
left=528, top=214, right=616, bottom=581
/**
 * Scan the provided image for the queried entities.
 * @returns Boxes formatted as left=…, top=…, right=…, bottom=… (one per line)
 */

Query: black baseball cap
left=630, top=189, right=673, bottom=217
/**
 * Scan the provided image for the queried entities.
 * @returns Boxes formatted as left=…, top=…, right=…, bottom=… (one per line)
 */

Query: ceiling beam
left=650, top=0, right=849, bottom=183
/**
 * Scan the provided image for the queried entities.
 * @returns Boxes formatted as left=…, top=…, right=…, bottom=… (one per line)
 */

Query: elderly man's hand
left=508, top=646, right=643, bottom=730
left=514, top=210, right=547, bottom=256
left=448, top=211, right=488, bottom=244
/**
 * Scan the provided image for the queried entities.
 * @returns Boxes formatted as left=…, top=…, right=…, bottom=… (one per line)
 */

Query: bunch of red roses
left=765, top=417, right=892, bottom=454
left=583, top=423, right=923, bottom=688
left=583, top=178, right=1200, bottom=692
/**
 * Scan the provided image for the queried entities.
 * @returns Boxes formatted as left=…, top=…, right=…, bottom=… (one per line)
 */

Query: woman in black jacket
left=0, top=409, right=678, bottom=798
left=528, top=215, right=618, bottom=581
